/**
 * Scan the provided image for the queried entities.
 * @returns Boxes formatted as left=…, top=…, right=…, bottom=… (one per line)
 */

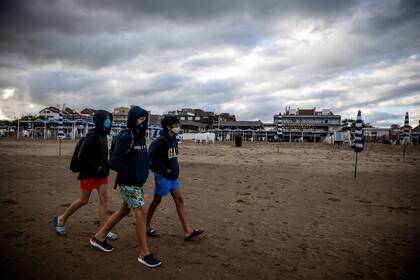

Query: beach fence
left=16, top=119, right=90, bottom=140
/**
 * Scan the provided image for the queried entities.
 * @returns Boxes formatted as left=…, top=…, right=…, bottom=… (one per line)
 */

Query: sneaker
left=90, top=237, right=114, bottom=252
left=106, top=232, right=118, bottom=241
left=138, top=254, right=161, bottom=268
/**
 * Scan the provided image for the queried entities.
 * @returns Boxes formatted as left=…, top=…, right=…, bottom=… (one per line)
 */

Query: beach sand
left=0, top=139, right=419, bottom=279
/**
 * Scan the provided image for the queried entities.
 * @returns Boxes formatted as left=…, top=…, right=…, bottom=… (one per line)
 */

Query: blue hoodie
left=110, top=106, right=149, bottom=187
left=151, top=129, right=180, bottom=180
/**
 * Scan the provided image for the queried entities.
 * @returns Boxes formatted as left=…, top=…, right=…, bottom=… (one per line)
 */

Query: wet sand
left=0, top=139, right=419, bottom=279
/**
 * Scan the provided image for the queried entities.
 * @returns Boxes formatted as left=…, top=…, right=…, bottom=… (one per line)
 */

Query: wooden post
left=403, top=144, right=406, bottom=159
left=59, top=139, right=62, bottom=157
left=354, top=152, right=358, bottom=178
left=17, top=120, right=20, bottom=139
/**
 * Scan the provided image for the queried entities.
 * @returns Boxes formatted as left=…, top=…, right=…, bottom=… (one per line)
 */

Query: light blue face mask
left=104, top=118, right=111, bottom=129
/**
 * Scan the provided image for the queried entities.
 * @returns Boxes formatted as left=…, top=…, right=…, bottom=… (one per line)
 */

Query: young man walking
left=146, top=115, right=204, bottom=241
left=90, top=106, right=161, bottom=268
left=53, top=110, right=118, bottom=241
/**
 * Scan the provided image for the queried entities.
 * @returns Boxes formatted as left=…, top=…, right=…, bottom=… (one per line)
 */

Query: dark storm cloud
left=0, top=0, right=419, bottom=126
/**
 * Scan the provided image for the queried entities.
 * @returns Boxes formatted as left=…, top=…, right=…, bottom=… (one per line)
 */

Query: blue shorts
left=154, top=172, right=180, bottom=196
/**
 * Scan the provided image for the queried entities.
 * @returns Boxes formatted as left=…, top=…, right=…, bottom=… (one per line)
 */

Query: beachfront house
left=113, top=107, right=129, bottom=124
left=412, top=120, right=420, bottom=145
left=39, top=106, right=60, bottom=120
left=275, top=107, right=341, bottom=142
left=364, top=127, right=390, bottom=143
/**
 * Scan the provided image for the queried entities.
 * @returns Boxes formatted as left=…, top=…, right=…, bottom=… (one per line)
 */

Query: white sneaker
left=106, top=232, right=118, bottom=240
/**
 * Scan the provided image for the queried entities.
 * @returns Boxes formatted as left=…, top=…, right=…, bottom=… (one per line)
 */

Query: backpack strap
left=113, top=129, right=135, bottom=190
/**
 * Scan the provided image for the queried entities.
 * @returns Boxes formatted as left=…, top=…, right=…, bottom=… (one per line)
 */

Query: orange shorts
left=80, top=178, right=108, bottom=190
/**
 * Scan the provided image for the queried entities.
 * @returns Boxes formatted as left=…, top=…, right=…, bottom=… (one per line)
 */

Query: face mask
left=171, top=127, right=181, bottom=134
left=104, top=119, right=111, bottom=129
left=137, top=121, right=148, bottom=136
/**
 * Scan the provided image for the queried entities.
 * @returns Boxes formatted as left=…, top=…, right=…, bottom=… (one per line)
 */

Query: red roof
left=298, top=109, right=315, bottom=116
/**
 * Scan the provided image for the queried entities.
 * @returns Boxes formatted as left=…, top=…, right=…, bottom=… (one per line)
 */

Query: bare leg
left=134, top=205, right=151, bottom=257
left=146, top=195, right=162, bottom=229
left=58, top=189, right=92, bottom=226
left=96, top=184, right=109, bottom=227
left=95, top=202, right=130, bottom=241
left=170, top=188, right=193, bottom=236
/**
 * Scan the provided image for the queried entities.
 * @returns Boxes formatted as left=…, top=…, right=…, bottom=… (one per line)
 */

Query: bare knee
left=119, top=205, right=131, bottom=217
left=153, top=195, right=162, bottom=205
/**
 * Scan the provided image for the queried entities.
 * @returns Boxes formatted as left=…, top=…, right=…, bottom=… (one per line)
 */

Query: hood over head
left=127, top=106, right=148, bottom=136
left=94, top=110, right=113, bottom=135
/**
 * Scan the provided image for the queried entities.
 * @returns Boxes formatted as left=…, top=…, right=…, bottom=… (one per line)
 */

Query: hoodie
left=110, top=106, right=149, bottom=187
left=151, top=129, right=180, bottom=180
left=77, top=110, right=113, bottom=180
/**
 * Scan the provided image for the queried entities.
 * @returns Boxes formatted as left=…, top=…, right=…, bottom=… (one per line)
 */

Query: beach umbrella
left=353, top=110, right=364, bottom=178
left=27, top=115, right=33, bottom=139
left=57, top=106, right=65, bottom=156
left=27, top=115, right=32, bottom=131
left=402, top=112, right=410, bottom=158
left=277, top=114, right=283, bottom=152
left=57, top=109, right=65, bottom=140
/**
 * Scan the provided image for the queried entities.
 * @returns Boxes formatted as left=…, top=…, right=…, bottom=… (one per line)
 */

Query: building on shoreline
left=113, top=107, right=130, bottom=123
left=274, top=107, right=341, bottom=142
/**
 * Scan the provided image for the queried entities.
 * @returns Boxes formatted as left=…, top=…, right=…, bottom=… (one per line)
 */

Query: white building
left=39, top=106, right=60, bottom=120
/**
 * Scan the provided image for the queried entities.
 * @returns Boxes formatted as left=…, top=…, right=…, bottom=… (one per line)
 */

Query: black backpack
left=110, top=129, right=134, bottom=160
left=148, top=138, right=159, bottom=172
left=70, top=137, right=86, bottom=173
left=110, top=129, right=135, bottom=189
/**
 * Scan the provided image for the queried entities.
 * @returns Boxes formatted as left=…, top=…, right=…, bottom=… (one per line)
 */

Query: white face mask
left=171, top=127, right=181, bottom=134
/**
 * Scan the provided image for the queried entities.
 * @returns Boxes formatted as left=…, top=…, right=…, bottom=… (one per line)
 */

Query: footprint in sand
left=5, top=231, right=24, bottom=238
left=2, top=199, right=17, bottom=205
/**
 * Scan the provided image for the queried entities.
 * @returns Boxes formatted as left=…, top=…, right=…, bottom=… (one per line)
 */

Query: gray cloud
left=1, top=0, right=420, bottom=127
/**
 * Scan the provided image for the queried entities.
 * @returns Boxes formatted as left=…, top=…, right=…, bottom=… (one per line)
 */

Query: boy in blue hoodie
left=146, top=115, right=204, bottom=241
left=90, top=106, right=161, bottom=268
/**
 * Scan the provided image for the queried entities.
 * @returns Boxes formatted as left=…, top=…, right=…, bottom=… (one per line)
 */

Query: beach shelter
left=277, top=113, right=283, bottom=152
left=402, top=112, right=410, bottom=158
left=353, top=110, right=364, bottom=178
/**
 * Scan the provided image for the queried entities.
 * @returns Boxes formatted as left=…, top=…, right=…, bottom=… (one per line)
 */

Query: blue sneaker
left=90, top=237, right=114, bottom=252
left=138, top=254, right=161, bottom=268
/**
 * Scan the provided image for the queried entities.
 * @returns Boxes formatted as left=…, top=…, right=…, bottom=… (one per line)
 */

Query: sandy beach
left=0, top=139, right=419, bottom=280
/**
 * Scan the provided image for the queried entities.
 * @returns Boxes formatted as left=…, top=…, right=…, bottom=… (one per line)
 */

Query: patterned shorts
left=120, top=185, right=145, bottom=209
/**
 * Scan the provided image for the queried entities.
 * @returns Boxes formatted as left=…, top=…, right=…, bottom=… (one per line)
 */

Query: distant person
left=146, top=115, right=204, bottom=241
left=53, top=110, right=118, bottom=241
left=90, top=106, right=161, bottom=268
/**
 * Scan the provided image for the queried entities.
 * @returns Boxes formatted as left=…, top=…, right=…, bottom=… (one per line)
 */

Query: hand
left=166, top=168, right=172, bottom=174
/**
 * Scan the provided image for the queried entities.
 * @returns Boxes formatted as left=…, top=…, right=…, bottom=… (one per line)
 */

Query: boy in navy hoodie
left=90, top=106, right=161, bottom=268
left=146, top=115, right=204, bottom=241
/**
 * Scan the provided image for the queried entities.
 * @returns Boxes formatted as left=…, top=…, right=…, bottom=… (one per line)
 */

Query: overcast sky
left=1, top=0, right=419, bottom=126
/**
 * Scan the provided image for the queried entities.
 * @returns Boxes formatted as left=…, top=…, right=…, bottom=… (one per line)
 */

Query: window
left=325, top=120, right=328, bottom=124
left=188, top=117, right=193, bottom=121
left=195, top=117, right=200, bottom=121
left=180, top=117, right=185, bottom=120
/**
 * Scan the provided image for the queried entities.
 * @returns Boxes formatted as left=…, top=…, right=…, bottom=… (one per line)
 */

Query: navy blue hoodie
left=110, top=106, right=149, bottom=187
left=152, top=129, right=180, bottom=180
